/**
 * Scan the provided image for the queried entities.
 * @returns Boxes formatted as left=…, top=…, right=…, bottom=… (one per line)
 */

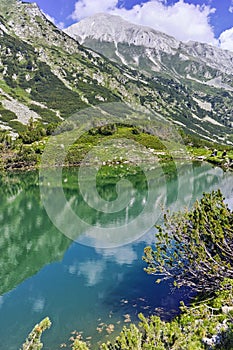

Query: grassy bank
left=1, top=123, right=232, bottom=172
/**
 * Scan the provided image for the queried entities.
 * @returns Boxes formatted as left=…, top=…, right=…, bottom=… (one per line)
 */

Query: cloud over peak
left=71, top=0, right=217, bottom=45
left=219, top=27, right=233, bottom=52
left=72, top=0, right=118, bottom=20
left=70, top=0, right=233, bottom=51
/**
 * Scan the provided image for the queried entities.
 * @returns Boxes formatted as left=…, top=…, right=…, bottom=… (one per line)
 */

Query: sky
left=26, top=0, right=233, bottom=51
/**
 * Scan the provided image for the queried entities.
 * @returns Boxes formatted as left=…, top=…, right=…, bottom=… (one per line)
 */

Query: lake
left=0, top=162, right=233, bottom=349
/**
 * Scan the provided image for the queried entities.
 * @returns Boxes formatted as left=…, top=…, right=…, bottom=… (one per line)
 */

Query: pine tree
left=143, top=190, right=233, bottom=293
left=20, top=318, right=51, bottom=350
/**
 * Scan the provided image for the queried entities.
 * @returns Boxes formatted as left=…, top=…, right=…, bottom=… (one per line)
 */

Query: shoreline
left=1, top=155, right=232, bottom=173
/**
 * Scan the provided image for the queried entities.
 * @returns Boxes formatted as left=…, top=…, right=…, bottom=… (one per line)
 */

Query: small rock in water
left=139, top=297, right=145, bottom=302
left=124, top=314, right=131, bottom=323
left=96, top=327, right=103, bottom=333
left=143, top=305, right=150, bottom=310
left=106, top=324, right=115, bottom=334
left=124, top=318, right=131, bottom=323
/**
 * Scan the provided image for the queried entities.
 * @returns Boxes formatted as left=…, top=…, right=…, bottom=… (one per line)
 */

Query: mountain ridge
left=0, top=2, right=232, bottom=145
left=65, top=13, right=233, bottom=79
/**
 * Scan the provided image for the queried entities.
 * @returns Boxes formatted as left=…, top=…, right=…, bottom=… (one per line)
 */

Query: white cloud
left=219, top=27, right=233, bottom=51
left=96, top=246, right=138, bottom=265
left=32, top=297, right=45, bottom=313
left=78, top=260, right=105, bottom=286
left=71, top=0, right=217, bottom=44
left=229, top=0, right=233, bottom=13
left=72, top=0, right=118, bottom=20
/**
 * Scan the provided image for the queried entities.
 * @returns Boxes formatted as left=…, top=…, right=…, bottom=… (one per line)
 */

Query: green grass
left=28, top=104, right=60, bottom=123
left=0, top=103, right=17, bottom=122
left=65, top=126, right=166, bottom=165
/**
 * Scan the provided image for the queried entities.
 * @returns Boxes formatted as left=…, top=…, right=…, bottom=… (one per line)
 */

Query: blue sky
left=27, top=0, right=233, bottom=50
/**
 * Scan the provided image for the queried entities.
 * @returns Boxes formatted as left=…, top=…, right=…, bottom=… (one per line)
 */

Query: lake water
left=0, top=162, right=233, bottom=349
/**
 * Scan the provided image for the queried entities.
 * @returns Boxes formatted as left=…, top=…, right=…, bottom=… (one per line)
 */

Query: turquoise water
left=0, top=162, right=232, bottom=349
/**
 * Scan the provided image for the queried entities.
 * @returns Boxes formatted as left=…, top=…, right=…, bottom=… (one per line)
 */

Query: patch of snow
left=92, top=73, right=104, bottom=84
left=0, top=123, right=11, bottom=131
left=193, top=97, right=212, bottom=111
left=0, top=22, right=8, bottom=34
left=25, top=74, right=31, bottom=81
left=188, top=128, right=218, bottom=144
left=179, top=53, right=189, bottom=61
left=205, top=76, right=233, bottom=91
left=192, top=113, right=202, bottom=121
left=0, top=122, right=18, bottom=139
left=145, top=49, right=161, bottom=71
left=115, top=50, right=128, bottom=66
left=30, top=101, right=48, bottom=109
left=80, top=95, right=89, bottom=104
left=214, top=135, right=225, bottom=140
left=95, top=95, right=105, bottom=101
left=172, top=120, right=186, bottom=126
left=187, top=74, right=233, bottom=91
left=186, top=74, right=204, bottom=84
left=203, top=116, right=224, bottom=126
left=139, top=78, right=148, bottom=84
left=86, top=49, right=101, bottom=58
left=2, top=99, right=40, bottom=125
left=123, top=72, right=137, bottom=81
left=194, top=123, right=210, bottom=134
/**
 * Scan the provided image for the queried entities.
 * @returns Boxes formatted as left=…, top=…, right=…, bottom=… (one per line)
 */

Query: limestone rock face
left=65, top=13, right=233, bottom=77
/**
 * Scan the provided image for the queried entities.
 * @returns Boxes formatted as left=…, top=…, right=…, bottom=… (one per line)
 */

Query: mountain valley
left=0, top=1, right=232, bottom=146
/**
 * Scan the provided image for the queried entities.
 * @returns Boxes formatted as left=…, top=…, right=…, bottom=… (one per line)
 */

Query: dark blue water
left=0, top=162, right=232, bottom=349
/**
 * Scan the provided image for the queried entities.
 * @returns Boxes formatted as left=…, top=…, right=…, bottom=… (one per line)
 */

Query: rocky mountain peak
left=65, top=13, right=233, bottom=80
left=0, top=4, right=232, bottom=144
left=65, top=13, right=179, bottom=53
left=1, top=0, right=81, bottom=54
